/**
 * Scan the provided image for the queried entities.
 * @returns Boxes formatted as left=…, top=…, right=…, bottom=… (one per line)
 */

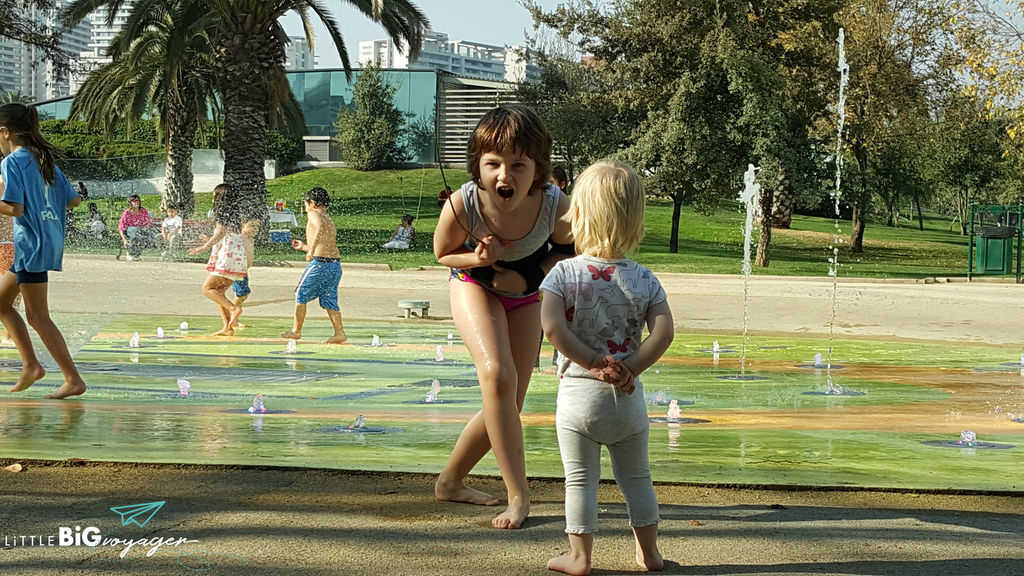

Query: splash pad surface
left=0, top=313, right=1021, bottom=491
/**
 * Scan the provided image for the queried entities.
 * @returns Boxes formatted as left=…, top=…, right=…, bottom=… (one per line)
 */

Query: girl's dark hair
left=0, top=103, right=58, bottom=185
left=213, top=184, right=241, bottom=230
left=466, top=104, right=552, bottom=192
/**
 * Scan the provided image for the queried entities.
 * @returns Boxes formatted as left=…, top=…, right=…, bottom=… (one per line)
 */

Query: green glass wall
left=288, top=68, right=438, bottom=162
left=34, top=68, right=439, bottom=163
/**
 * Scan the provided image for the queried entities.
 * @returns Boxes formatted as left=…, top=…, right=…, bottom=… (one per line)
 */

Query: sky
left=280, top=0, right=562, bottom=69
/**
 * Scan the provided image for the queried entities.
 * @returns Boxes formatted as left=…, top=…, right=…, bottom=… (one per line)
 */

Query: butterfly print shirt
left=540, top=255, right=667, bottom=380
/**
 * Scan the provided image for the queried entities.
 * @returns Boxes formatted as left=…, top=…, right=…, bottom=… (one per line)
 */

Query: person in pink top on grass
left=118, top=194, right=152, bottom=261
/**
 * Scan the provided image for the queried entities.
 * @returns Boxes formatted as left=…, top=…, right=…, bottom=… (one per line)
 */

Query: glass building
left=35, top=68, right=519, bottom=165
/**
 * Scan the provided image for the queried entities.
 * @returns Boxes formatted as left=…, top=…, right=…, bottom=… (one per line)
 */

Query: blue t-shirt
left=1, top=147, right=78, bottom=273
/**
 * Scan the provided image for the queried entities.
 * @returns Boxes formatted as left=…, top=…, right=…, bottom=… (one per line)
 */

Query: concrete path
left=2, top=257, right=1022, bottom=575
left=1, top=463, right=1022, bottom=576
left=54, top=255, right=1024, bottom=344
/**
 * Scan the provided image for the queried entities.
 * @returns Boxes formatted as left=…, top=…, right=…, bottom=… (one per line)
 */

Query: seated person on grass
left=160, top=204, right=183, bottom=258
left=381, top=214, right=415, bottom=250
left=118, top=194, right=153, bottom=261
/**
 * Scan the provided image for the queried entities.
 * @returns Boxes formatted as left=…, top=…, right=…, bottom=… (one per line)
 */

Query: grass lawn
left=71, top=167, right=994, bottom=279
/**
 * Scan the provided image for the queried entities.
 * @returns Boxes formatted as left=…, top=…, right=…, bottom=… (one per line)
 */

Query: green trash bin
left=974, top=225, right=1016, bottom=274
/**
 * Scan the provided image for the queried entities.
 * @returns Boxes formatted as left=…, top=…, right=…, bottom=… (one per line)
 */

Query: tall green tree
left=334, top=65, right=409, bottom=170
left=67, top=1, right=217, bottom=215
left=1, top=0, right=68, bottom=71
left=837, top=0, right=956, bottom=252
left=516, top=48, right=627, bottom=187
left=528, top=0, right=839, bottom=263
left=927, top=92, right=1006, bottom=235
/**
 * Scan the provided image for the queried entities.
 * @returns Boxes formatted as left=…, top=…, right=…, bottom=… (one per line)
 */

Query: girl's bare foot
left=547, top=551, right=590, bottom=576
left=212, top=327, right=234, bottom=336
left=635, top=541, right=664, bottom=572
left=46, top=378, right=86, bottom=399
left=9, top=364, right=45, bottom=393
left=324, top=334, right=348, bottom=345
left=234, top=322, right=247, bottom=329
left=492, top=495, right=529, bottom=529
left=280, top=330, right=301, bottom=340
left=434, top=477, right=500, bottom=506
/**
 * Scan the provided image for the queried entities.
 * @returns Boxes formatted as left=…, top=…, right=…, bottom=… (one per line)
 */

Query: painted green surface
left=0, top=315, right=1021, bottom=491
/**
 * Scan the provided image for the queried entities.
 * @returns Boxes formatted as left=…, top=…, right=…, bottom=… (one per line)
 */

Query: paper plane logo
left=109, top=501, right=166, bottom=528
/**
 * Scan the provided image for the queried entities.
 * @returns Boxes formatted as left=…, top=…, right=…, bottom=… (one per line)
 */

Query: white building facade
left=0, top=0, right=91, bottom=101
left=70, top=0, right=132, bottom=93
left=285, top=36, right=317, bottom=70
left=358, top=30, right=539, bottom=83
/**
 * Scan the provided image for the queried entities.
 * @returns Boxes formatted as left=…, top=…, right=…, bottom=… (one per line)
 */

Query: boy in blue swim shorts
left=280, top=187, right=347, bottom=344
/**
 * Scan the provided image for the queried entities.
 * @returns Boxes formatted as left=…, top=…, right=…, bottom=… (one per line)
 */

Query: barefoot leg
left=0, top=274, right=46, bottom=393
left=547, top=533, right=593, bottom=576
left=440, top=281, right=536, bottom=529
left=633, top=525, right=663, bottom=572
left=324, top=309, right=347, bottom=344
left=18, top=283, right=85, bottom=399
left=202, top=276, right=236, bottom=334
left=281, top=303, right=307, bottom=340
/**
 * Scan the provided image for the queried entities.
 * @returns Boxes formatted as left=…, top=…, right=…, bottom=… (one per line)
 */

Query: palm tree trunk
left=215, top=32, right=281, bottom=228
left=770, top=178, right=793, bottom=229
left=164, top=93, right=197, bottom=216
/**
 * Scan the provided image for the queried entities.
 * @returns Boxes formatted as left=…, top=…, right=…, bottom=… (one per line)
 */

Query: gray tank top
left=459, top=180, right=560, bottom=261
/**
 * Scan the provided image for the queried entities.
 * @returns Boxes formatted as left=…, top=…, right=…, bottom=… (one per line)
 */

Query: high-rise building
left=0, top=38, right=21, bottom=94
left=358, top=30, right=539, bottom=83
left=71, top=0, right=133, bottom=93
left=0, top=0, right=91, bottom=100
left=284, top=37, right=317, bottom=70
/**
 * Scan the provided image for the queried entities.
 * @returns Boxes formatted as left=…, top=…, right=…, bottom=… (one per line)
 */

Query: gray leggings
left=556, top=375, right=660, bottom=534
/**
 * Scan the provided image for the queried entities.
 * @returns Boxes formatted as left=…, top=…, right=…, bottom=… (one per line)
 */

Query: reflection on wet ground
left=0, top=324, right=1021, bottom=491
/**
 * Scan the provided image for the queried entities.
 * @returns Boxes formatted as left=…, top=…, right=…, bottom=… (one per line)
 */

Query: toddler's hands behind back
left=589, top=355, right=636, bottom=395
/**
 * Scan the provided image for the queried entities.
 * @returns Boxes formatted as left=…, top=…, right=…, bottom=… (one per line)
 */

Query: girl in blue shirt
left=0, top=103, right=85, bottom=399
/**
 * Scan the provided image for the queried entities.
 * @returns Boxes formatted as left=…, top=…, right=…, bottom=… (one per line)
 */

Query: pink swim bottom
left=450, top=269, right=540, bottom=312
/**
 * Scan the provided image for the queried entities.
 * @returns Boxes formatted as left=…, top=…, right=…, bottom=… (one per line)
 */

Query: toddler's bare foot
left=280, top=330, right=301, bottom=340
left=46, top=378, right=86, bottom=399
left=492, top=496, right=529, bottom=529
left=9, top=364, right=45, bottom=393
left=547, top=551, right=590, bottom=576
left=434, top=477, right=499, bottom=506
left=324, top=334, right=348, bottom=345
left=212, top=327, right=234, bottom=337
left=635, top=542, right=664, bottom=572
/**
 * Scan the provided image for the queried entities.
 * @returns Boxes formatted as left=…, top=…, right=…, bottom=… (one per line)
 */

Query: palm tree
left=67, top=2, right=218, bottom=215
left=0, top=91, right=34, bottom=105
left=71, top=0, right=429, bottom=223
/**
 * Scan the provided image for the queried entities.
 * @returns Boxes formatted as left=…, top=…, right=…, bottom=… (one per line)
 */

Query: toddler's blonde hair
left=570, top=159, right=645, bottom=259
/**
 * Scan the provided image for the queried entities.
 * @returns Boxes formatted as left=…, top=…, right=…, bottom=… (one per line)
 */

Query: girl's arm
left=190, top=222, right=226, bottom=254
left=541, top=291, right=605, bottom=371
left=541, top=190, right=573, bottom=274
left=433, top=191, right=498, bottom=269
left=0, top=201, right=23, bottom=217
left=621, top=300, right=674, bottom=377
